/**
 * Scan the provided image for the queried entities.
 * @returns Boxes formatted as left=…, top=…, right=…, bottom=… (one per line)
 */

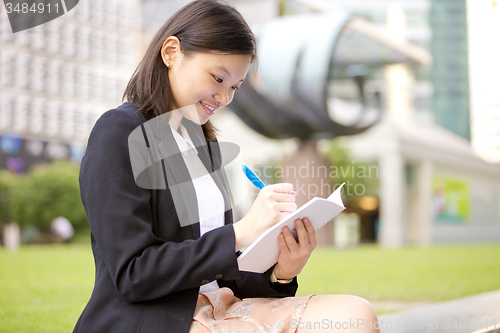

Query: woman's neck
left=169, top=110, right=183, bottom=133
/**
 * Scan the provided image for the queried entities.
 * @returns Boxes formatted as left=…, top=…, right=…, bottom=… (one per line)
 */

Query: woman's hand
left=272, top=217, right=317, bottom=280
left=234, top=183, right=297, bottom=251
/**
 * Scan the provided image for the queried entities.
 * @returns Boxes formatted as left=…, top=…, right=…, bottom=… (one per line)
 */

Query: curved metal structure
left=231, top=12, right=431, bottom=139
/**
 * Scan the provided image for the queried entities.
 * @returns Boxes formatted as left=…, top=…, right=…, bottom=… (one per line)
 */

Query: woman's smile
left=200, top=101, right=217, bottom=115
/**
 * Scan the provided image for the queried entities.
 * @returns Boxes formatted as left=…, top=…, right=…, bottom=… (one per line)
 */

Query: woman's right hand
left=233, top=183, right=297, bottom=251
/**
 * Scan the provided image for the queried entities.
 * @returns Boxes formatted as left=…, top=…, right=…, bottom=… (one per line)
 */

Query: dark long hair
left=123, top=0, right=258, bottom=141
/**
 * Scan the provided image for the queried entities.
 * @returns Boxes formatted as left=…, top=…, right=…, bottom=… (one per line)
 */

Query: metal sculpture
left=231, top=12, right=431, bottom=139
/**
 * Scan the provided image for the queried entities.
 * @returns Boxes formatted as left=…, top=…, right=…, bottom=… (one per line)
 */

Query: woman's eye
left=213, top=75, right=239, bottom=90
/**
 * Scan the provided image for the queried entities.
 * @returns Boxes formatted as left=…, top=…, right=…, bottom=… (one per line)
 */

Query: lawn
left=0, top=242, right=499, bottom=332
left=297, top=243, right=500, bottom=302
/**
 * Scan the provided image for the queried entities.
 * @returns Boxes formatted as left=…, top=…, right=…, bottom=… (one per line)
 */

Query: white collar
left=170, top=123, right=198, bottom=156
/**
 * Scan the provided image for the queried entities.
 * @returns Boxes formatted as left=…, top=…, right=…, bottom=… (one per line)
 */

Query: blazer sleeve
left=80, top=109, right=244, bottom=303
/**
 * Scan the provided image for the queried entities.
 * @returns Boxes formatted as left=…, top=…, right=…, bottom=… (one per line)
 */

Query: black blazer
left=73, top=102, right=299, bottom=333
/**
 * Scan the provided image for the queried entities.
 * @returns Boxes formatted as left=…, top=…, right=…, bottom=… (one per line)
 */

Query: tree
left=320, top=138, right=379, bottom=206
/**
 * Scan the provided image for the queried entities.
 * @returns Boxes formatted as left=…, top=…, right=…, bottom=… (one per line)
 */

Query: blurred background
left=0, top=0, right=499, bottom=331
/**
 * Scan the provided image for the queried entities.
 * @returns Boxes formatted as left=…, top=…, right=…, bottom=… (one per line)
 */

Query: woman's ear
left=160, top=36, right=181, bottom=68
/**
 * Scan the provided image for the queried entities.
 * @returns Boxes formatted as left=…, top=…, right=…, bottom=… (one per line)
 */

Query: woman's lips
left=200, top=101, right=215, bottom=115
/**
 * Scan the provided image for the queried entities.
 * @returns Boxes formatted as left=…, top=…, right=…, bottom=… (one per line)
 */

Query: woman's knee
left=300, top=295, right=379, bottom=332
left=308, top=294, right=378, bottom=320
left=345, top=295, right=378, bottom=320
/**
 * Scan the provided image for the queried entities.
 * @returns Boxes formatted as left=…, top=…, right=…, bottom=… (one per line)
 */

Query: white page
left=237, top=183, right=346, bottom=273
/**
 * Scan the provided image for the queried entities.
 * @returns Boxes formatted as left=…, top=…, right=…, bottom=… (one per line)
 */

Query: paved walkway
left=377, top=290, right=500, bottom=333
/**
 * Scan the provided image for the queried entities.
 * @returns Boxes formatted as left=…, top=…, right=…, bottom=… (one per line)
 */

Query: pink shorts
left=189, top=287, right=316, bottom=333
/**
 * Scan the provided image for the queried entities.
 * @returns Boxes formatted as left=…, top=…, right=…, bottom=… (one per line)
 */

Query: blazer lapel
left=145, top=117, right=200, bottom=238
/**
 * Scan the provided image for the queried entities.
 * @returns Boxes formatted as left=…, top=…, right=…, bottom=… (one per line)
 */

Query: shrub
left=0, top=170, right=17, bottom=227
left=10, top=160, right=88, bottom=234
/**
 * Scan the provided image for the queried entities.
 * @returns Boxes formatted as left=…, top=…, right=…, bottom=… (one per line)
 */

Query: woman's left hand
left=272, top=217, right=317, bottom=280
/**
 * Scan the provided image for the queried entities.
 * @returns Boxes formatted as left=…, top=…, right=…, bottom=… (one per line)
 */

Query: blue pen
left=243, top=165, right=299, bottom=241
left=242, top=165, right=265, bottom=189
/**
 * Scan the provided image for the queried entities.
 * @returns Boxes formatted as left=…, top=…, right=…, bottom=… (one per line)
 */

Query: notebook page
left=237, top=183, right=346, bottom=273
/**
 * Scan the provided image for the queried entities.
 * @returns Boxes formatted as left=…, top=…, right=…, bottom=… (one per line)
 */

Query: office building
left=0, top=0, right=141, bottom=172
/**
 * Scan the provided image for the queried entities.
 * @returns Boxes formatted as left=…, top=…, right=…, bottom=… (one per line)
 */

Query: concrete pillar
left=379, top=152, right=405, bottom=247
left=385, top=64, right=414, bottom=121
left=414, top=159, right=433, bottom=245
left=279, top=139, right=333, bottom=247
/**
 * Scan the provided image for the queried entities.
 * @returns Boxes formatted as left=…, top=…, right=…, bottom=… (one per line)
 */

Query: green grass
left=0, top=243, right=499, bottom=332
left=0, top=244, right=94, bottom=333
left=296, top=243, right=500, bottom=302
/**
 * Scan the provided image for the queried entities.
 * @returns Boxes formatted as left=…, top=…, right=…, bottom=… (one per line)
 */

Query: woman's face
left=162, top=37, right=252, bottom=125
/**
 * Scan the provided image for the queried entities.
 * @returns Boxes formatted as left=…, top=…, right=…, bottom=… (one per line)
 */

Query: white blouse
left=170, top=123, right=225, bottom=294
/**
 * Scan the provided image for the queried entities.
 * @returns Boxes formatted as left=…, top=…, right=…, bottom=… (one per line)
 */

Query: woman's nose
left=214, top=88, right=232, bottom=107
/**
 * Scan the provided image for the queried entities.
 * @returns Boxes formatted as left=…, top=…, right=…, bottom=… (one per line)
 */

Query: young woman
left=73, top=1, right=380, bottom=332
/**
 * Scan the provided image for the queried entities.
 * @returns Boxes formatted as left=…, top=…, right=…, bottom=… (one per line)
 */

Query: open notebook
left=237, top=183, right=346, bottom=273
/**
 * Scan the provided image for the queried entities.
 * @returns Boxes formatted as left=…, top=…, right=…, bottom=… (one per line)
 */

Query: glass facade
left=430, top=0, right=470, bottom=140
